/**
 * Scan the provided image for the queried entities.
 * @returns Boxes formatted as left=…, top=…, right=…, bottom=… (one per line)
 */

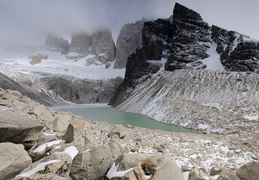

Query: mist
left=0, top=0, right=258, bottom=45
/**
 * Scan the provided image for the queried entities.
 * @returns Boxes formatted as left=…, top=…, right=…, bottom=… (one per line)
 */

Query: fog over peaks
left=0, top=0, right=258, bottom=45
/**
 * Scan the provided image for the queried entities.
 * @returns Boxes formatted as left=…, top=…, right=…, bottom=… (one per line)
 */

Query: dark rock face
left=110, top=3, right=259, bottom=106
left=212, top=25, right=259, bottom=71
left=65, top=29, right=116, bottom=63
left=114, top=21, right=144, bottom=69
left=32, top=76, right=123, bottom=104
left=165, top=3, right=211, bottom=71
left=44, top=34, right=70, bottom=53
left=110, top=18, right=172, bottom=106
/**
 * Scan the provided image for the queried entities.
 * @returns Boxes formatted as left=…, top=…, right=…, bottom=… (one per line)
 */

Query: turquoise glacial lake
left=53, top=104, right=199, bottom=133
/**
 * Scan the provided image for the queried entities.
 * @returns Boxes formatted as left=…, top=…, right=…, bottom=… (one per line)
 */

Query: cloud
left=0, top=0, right=258, bottom=45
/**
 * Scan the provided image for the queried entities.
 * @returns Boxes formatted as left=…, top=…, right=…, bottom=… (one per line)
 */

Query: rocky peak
left=173, top=3, right=203, bottom=22
left=165, top=3, right=211, bottom=71
left=44, top=34, right=70, bottom=53
left=65, top=29, right=116, bottom=64
left=66, top=33, right=92, bottom=57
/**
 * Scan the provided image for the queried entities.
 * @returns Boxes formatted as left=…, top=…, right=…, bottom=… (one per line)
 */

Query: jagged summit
left=173, top=3, right=203, bottom=22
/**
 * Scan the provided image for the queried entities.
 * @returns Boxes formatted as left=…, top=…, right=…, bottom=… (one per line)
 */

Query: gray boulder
left=53, top=114, right=71, bottom=133
left=0, top=110, right=44, bottom=149
left=236, top=161, right=259, bottom=180
left=0, top=142, right=32, bottom=180
left=70, top=145, right=115, bottom=180
left=63, top=119, right=86, bottom=145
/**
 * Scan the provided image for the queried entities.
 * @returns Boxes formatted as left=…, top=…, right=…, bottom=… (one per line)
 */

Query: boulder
left=236, top=161, right=259, bottom=180
left=53, top=114, right=71, bottom=133
left=108, top=125, right=127, bottom=139
left=0, top=110, right=44, bottom=148
left=70, top=145, right=114, bottom=180
left=106, top=154, right=184, bottom=180
left=0, top=142, right=32, bottom=180
left=63, top=119, right=86, bottom=145
left=31, top=105, right=55, bottom=122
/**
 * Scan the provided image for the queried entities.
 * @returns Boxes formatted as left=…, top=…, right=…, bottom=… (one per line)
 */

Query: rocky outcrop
left=212, top=25, right=259, bottom=72
left=44, top=34, right=70, bottom=53
left=114, top=20, right=144, bottom=69
left=66, top=29, right=116, bottom=64
left=165, top=3, right=211, bottom=71
left=110, top=3, right=259, bottom=106
left=0, top=142, right=32, bottom=180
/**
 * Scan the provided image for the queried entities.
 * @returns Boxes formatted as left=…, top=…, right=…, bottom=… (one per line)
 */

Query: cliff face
left=114, top=21, right=144, bottom=69
left=65, top=29, right=116, bottom=64
left=110, top=3, right=259, bottom=106
left=44, top=34, right=70, bottom=53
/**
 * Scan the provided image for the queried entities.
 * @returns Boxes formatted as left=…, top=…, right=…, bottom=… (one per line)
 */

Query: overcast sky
left=0, top=0, right=258, bottom=45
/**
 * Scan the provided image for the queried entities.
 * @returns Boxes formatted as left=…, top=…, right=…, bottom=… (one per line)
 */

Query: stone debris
left=0, top=88, right=258, bottom=179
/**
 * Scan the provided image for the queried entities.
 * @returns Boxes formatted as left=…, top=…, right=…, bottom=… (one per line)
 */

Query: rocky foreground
left=0, top=88, right=258, bottom=180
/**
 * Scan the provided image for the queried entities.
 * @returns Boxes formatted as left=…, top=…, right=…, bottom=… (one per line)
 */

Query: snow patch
left=202, top=43, right=224, bottom=71
left=244, top=114, right=259, bottom=120
left=33, top=140, right=62, bottom=153
left=106, top=162, right=134, bottom=179
left=16, top=160, right=61, bottom=177
left=198, top=124, right=210, bottom=130
left=54, top=146, right=79, bottom=160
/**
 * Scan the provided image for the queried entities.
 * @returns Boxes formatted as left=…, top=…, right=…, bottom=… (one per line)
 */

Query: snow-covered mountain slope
left=0, top=31, right=125, bottom=104
left=115, top=69, right=259, bottom=134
